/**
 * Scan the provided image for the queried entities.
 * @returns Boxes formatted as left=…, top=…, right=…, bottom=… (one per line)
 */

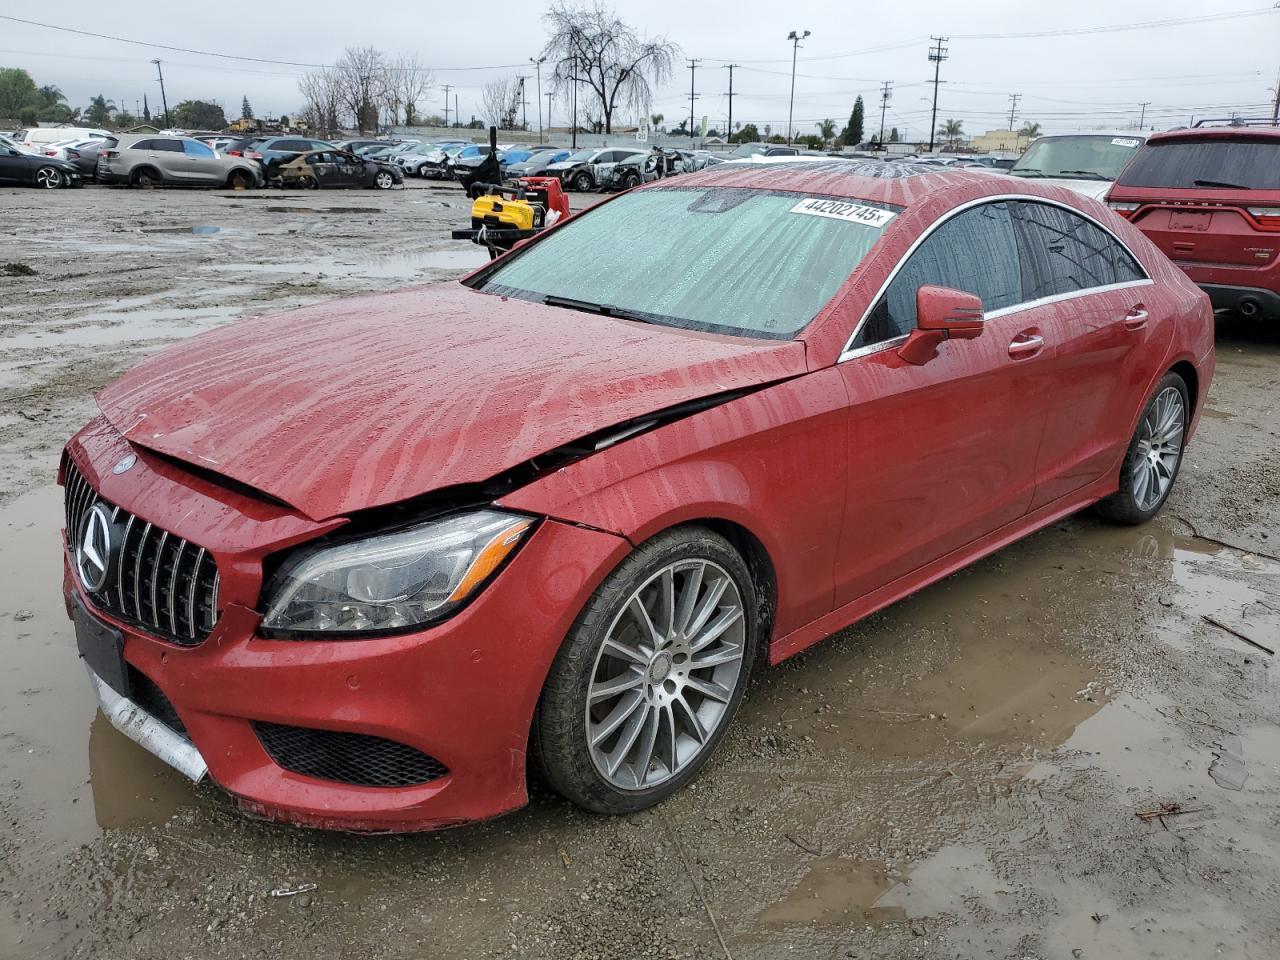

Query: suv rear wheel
left=132, top=167, right=163, bottom=188
left=572, top=170, right=593, bottom=191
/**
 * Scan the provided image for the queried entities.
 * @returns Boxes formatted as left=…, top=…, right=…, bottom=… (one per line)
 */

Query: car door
left=336, top=152, right=367, bottom=187
left=832, top=201, right=1056, bottom=606
left=181, top=139, right=222, bottom=183
left=0, top=144, right=32, bottom=183
left=147, top=139, right=185, bottom=181
left=1008, top=200, right=1169, bottom=508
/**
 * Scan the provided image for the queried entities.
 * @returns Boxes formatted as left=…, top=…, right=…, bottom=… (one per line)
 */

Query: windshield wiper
left=542, top=294, right=657, bottom=325
left=1193, top=178, right=1248, bottom=190
left=1056, top=170, right=1109, bottom=181
left=1009, top=169, right=1045, bottom=177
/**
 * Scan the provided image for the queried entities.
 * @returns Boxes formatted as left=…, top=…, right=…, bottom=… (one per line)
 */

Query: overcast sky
left=3, top=2, right=1277, bottom=139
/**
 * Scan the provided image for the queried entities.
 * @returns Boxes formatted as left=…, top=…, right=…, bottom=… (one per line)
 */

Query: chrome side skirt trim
left=87, top=666, right=208, bottom=782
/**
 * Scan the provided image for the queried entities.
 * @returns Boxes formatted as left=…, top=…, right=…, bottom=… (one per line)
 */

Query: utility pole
left=442, top=84, right=453, bottom=128
left=545, top=91, right=553, bottom=133
left=878, top=80, right=892, bottom=147
left=1007, top=93, right=1021, bottom=131
left=516, top=75, right=529, bottom=132
left=926, top=37, right=948, bottom=154
left=1271, top=66, right=1280, bottom=125
left=724, top=63, right=739, bottom=143
left=1138, top=101, right=1150, bottom=129
left=570, top=54, right=578, bottom=149
left=687, top=58, right=701, bottom=140
left=151, top=59, right=170, bottom=128
left=455, top=94, right=459, bottom=129
left=530, top=56, right=546, bottom=142
left=786, top=30, right=810, bottom=145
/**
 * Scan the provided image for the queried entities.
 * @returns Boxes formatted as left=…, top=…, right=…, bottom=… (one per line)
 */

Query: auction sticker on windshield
left=1111, top=138, right=1141, bottom=148
left=790, top=197, right=896, bottom=228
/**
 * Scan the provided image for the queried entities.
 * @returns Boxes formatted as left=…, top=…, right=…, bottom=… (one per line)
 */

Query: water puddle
left=207, top=246, right=487, bottom=281
left=757, top=855, right=905, bottom=925
left=5, top=306, right=242, bottom=350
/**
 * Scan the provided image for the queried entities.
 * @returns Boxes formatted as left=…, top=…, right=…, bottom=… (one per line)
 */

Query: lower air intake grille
left=253, top=723, right=449, bottom=788
left=128, top=666, right=188, bottom=738
left=63, top=456, right=220, bottom=646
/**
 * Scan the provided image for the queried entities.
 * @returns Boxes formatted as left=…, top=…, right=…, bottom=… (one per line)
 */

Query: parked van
left=16, top=127, right=113, bottom=150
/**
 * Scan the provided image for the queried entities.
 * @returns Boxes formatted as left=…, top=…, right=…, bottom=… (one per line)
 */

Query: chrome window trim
left=837, top=193, right=1152, bottom=363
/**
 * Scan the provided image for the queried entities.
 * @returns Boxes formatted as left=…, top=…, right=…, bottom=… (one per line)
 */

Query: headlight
left=261, top=510, right=534, bottom=636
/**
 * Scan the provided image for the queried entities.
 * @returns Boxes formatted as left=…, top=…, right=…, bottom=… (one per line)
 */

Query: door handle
left=1124, top=306, right=1149, bottom=330
left=1008, top=333, right=1045, bottom=359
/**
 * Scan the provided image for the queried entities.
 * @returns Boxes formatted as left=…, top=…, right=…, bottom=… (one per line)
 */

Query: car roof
left=1146, top=126, right=1280, bottom=144
left=1030, top=130, right=1147, bottom=140
left=674, top=157, right=1083, bottom=207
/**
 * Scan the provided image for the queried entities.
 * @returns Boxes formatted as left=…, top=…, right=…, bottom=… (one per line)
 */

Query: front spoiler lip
left=86, top=665, right=209, bottom=782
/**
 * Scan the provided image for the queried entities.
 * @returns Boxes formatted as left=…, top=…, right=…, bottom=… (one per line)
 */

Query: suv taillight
left=245, top=150, right=263, bottom=160
left=1108, top=201, right=1140, bottom=218
left=1246, top=207, right=1280, bottom=232
left=101, top=150, right=118, bottom=159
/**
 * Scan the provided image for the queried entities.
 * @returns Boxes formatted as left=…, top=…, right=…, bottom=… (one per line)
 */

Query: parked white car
left=1005, top=131, right=1148, bottom=199
left=16, top=127, right=113, bottom=151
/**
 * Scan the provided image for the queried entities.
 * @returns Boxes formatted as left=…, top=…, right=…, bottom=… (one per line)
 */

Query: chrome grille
left=64, top=457, right=220, bottom=646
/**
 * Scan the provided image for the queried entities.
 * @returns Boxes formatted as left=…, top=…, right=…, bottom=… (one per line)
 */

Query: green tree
left=650, top=112, right=663, bottom=131
left=171, top=100, right=227, bottom=129
left=83, top=95, right=116, bottom=127
left=842, top=94, right=865, bottom=147
left=143, top=94, right=151, bottom=122
left=1018, top=121, right=1042, bottom=139
left=937, top=118, right=964, bottom=147
left=0, top=67, right=38, bottom=117
left=762, top=123, right=771, bottom=138
left=279, top=114, right=290, bottom=129
left=816, top=118, right=836, bottom=144
left=889, top=127, right=900, bottom=142
left=731, top=122, right=759, bottom=143
left=240, top=96, right=254, bottom=121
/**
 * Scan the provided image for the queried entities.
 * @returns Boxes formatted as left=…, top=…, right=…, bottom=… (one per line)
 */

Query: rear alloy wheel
left=1097, top=372, right=1189, bottom=524
left=374, top=170, right=395, bottom=190
left=297, top=175, right=319, bottom=190
left=534, top=527, right=757, bottom=814
left=133, top=168, right=162, bottom=188
left=227, top=169, right=253, bottom=190
left=35, top=166, right=63, bottom=189
left=573, top=170, right=593, bottom=191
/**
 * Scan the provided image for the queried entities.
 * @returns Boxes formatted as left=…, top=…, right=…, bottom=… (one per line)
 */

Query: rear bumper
left=1200, top=283, right=1280, bottom=319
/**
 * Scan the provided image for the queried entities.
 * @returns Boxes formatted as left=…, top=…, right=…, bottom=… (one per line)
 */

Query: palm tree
left=1018, top=121, right=1042, bottom=139
left=36, top=85, right=66, bottom=109
left=937, top=119, right=965, bottom=148
left=816, top=118, right=837, bottom=144
left=650, top=112, right=663, bottom=130
left=84, top=95, right=116, bottom=128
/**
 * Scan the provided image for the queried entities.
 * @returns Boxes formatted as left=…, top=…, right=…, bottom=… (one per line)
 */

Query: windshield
left=476, top=187, right=893, bottom=339
left=563, top=150, right=595, bottom=163
left=1010, top=135, right=1143, bottom=181
left=731, top=143, right=765, bottom=157
left=1115, top=139, right=1280, bottom=190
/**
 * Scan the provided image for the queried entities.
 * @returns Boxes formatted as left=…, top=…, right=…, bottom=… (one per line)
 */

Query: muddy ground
left=1, top=181, right=1278, bottom=960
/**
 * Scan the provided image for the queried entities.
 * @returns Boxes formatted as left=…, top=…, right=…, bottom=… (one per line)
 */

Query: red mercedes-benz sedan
left=61, top=160, right=1214, bottom=832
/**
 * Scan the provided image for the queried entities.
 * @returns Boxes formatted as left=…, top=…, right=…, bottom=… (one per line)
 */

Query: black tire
left=374, top=170, right=395, bottom=190
left=297, top=175, right=319, bottom=190
left=623, top=173, right=641, bottom=190
left=132, top=167, right=162, bottom=188
left=1096, top=371, right=1190, bottom=525
left=34, top=166, right=63, bottom=189
left=572, top=170, right=593, bottom=191
left=533, top=526, right=759, bottom=815
left=227, top=169, right=253, bottom=190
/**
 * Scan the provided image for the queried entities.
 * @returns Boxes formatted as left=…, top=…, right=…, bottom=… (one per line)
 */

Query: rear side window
left=151, top=140, right=182, bottom=152
left=1012, top=202, right=1145, bottom=298
left=1116, top=139, right=1280, bottom=190
left=854, top=202, right=1022, bottom=347
left=131, top=139, right=155, bottom=150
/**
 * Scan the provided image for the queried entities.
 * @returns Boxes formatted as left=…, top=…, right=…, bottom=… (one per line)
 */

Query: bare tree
left=332, top=46, right=391, bottom=132
left=389, top=54, right=434, bottom=127
left=542, top=1, right=678, bottom=134
left=298, top=69, right=342, bottom=136
left=481, top=76, right=522, bottom=129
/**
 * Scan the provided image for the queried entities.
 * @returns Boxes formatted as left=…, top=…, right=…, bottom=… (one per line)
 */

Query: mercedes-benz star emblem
left=76, top=503, right=115, bottom=593
left=112, top=453, right=137, bottom=475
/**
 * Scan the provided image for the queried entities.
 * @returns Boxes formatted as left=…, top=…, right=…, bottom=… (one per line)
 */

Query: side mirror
left=898, top=285, right=984, bottom=365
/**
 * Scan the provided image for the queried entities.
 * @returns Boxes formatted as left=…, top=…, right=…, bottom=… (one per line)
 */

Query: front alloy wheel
left=535, top=527, right=758, bottom=813
left=375, top=170, right=394, bottom=190
left=35, top=166, right=63, bottom=188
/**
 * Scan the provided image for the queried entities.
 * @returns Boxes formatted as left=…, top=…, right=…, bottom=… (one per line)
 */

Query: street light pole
left=151, top=59, right=170, bottom=128
left=786, top=30, right=809, bottom=146
left=531, top=56, right=546, bottom=143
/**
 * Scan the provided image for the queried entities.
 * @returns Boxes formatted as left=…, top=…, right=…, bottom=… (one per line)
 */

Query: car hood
left=1006, top=175, right=1112, bottom=199
left=96, top=283, right=806, bottom=521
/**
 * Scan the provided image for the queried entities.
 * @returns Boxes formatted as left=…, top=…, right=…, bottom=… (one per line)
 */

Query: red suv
left=1106, top=125, right=1280, bottom=320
